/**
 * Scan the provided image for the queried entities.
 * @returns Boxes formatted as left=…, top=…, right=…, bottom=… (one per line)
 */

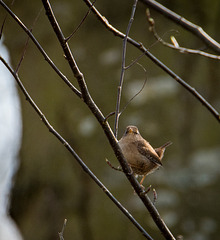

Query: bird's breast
left=119, top=140, right=159, bottom=175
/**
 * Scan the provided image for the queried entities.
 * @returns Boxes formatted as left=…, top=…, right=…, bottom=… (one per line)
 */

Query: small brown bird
left=118, top=126, right=172, bottom=185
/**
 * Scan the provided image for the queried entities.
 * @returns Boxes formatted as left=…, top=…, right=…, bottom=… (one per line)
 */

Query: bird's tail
left=155, top=141, right=172, bottom=159
left=159, top=141, right=172, bottom=149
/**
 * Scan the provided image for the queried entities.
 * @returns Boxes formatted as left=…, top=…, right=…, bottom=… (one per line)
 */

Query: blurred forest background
left=0, top=0, right=220, bottom=239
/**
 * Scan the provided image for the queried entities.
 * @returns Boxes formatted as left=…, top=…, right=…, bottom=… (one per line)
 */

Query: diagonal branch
left=0, top=0, right=177, bottom=238
left=41, top=0, right=89, bottom=101
left=0, top=0, right=82, bottom=98
left=65, top=0, right=97, bottom=42
left=41, top=1, right=176, bottom=239
left=82, top=0, right=220, bottom=123
left=0, top=55, right=154, bottom=240
left=15, top=7, right=43, bottom=73
left=146, top=9, right=220, bottom=60
left=139, top=0, right=220, bottom=54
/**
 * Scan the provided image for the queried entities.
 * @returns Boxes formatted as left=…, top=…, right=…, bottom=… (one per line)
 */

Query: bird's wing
left=136, top=141, right=162, bottom=166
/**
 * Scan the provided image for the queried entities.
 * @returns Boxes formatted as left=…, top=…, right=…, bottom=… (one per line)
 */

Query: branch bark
left=40, top=0, right=176, bottom=238
left=114, top=0, right=138, bottom=138
left=1, top=0, right=219, bottom=239
left=140, top=0, right=220, bottom=54
left=0, top=55, right=154, bottom=240
left=82, top=0, right=220, bottom=123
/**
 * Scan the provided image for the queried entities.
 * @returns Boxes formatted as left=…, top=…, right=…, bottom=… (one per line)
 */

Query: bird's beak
left=128, top=128, right=133, bottom=134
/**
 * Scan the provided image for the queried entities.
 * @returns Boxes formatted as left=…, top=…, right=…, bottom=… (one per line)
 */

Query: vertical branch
left=114, top=0, right=138, bottom=138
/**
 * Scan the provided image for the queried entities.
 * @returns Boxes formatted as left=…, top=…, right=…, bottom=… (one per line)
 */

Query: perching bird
left=118, top=125, right=172, bottom=185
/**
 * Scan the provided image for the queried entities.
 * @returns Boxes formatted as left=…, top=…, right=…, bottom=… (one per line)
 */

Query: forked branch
left=0, top=0, right=82, bottom=98
left=0, top=55, right=153, bottom=240
left=41, top=0, right=176, bottom=238
left=146, top=9, right=220, bottom=60
left=140, top=0, right=220, bottom=54
left=0, top=0, right=175, bottom=239
left=114, top=0, right=138, bottom=138
left=82, top=0, right=220, bottom=123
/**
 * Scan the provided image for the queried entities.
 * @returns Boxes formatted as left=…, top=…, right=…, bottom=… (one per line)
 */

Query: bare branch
left=146, top=9, right=220, bottom=60
left=114, top=0, right=138, bottom=138
left=15, top=34, right=30, bottom=73
left=0, top=0, right=82, bottom=98
left=0, top=0, right=15, bottom=39
left=2, top=0, right=218, bottom=239
left=104, top=111, right=115, bottom=123
left=0, top=55, right=154, bottom=240
left=16, top=6, right=44, bottom=73
left=65, top=0, right=97, bottom=42
left=106, top=159, right=123, bottom=172
left=120, top=63, right=148, bottom=115
left=0, top=15, right=7, bottom=40
left=41, top=0, right=90, bottom=101
left=140, top=0, right=220, bottom=54
left=41, top=1, right=176, bottom=239
left=58, top=219, right=67, bottom=240
left=82, top=0, right=220, bottom=123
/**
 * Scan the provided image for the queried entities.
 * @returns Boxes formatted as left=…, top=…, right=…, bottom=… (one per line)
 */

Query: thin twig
left=153, top=188, right=157, bottom=205
left=146, top=9, right=220, bottom=60
left=82, top=0, right=220, bottom=123
left=140, top=0, right=220, bottom=54
left=120, top=62, right=147, bottom=115
left=106, top=159, right=123, bottom=172
left=141, top=185, right=152, bottom=196
left=0, top=15, right=7, bottom=40
left=41, top=0, right=89, bottom=99
left=0, top=55, right=154, bottom=240
left=114, top=0, right=138, bottom=138
left=0, top=0, right=15, bottom=39
left=104, top=111, right=115, bottom=123
left=16, top=7, right=44, bottom=73
left=58, top=219, right=67, bottom=240
left=65, top=0, right=96, bottom=42
left=15, top=35, right=30, bottom=73
left=0, top=0, right=82, bottom=98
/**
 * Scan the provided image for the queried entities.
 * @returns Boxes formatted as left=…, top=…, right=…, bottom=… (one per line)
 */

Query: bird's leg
left=139, top=175, right=147, bottom=186
left=106, top=159, right=123, bottom=172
